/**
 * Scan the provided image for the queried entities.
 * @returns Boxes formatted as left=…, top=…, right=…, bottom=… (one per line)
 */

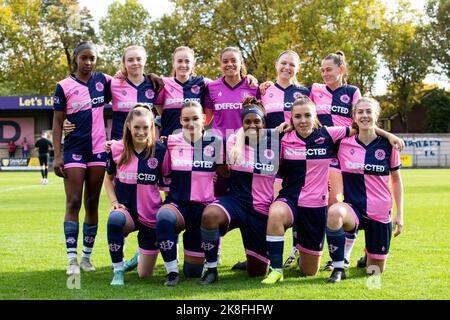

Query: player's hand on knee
left=159, top=135, right=167, bottom=143
left=63, top=119, right=75, bottom=135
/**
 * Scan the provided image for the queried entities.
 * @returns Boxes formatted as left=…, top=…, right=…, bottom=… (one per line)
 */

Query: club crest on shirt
left=375, top=149, right=386, bottom=160
left=350, top=148, right=355, bottom=155
left=242, top=91, right=250, bottom=99
left=330, top=158, right=339, bottom=166
left=145, top=89, right=155, bottom=99
left=264, top=149, right=275, bottom=160
left=191, top=85, right=200, bottom=95
left=73, top=90, right=79, bottom=96
left=72, top=154, right=82, bottom=161
left=218, top=91, right=222, bottom=97
left=293, top=92, right=304, bottom=99
left=95, top=82, right=104, bottom=92
left=269, top=93, right=274, bottom=98
left=147, top=158, right=158, bottom=169
left=122, top=90, right=127, bottom=96
left=319, top=93, right=324, bottom=99
left=203, top=145, right=215, bottom=157
left=340, top=94, right=350, bottom=104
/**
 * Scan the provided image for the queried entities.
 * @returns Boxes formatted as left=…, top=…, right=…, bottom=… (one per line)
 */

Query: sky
left=78, top=0, right=448, bottom=95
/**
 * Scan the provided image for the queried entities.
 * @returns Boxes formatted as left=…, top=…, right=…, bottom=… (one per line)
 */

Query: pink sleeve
left=158, top=148, right=172, bottom=191
left=155, top=86, right=166, bottom=105
left=104, top=74, right=113, bottom=82
left=352, top=88, right=361, bottom=105
left=204, top=77, right=213, bottom=85
left=390, top=147, right=402, bottom=171
left=325, top=126, right=349, bottom=143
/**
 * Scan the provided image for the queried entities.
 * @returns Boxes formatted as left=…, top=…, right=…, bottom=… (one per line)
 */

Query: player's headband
left=241, top=106, right=265, bottom=124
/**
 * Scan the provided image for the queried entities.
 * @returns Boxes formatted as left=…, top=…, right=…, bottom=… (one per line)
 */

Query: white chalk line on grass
left=0, top=181, right=63, bottom=193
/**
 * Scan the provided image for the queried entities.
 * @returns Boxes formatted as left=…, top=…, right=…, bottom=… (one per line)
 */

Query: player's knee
left=183, top=261, right=204, bottom=278
left=156, top=208, right=177, bottom=231
left=107, top=210, right=126, bottom=233
left=66, top=197, right=82, bottom=213
left=201, top=206, right=222, bottom=228
left=327, top=205, right=344, bottom=227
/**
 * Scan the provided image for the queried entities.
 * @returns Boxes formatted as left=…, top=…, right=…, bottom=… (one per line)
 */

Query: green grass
left=0, top=169, right=449, bottom=300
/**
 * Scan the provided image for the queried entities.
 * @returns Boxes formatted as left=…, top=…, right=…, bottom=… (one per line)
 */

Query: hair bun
left=335, top=51, right=345, bottom=57
left=242, top=96, right=258, bottom=106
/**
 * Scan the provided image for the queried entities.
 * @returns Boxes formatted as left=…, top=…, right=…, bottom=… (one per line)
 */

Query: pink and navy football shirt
left=166, top=131, right=224, bottom=204
left=261, top=83, right=310, bottom=129
left=107, top=140, right=170, bottom=228
left=337, top=135, right=401, bottom=223
left=204, top=77, right=260, bottom=137
left=226, top=130, right=280, bottom=214
left=279, top=126, right=349, bottom=207
left=310, top=83, right=361, bottom=127
left=156, top=76, right=210, bottom=137
left=110, top=77, right=159, bottom=140
left=53, top=72, right=112, bottom=154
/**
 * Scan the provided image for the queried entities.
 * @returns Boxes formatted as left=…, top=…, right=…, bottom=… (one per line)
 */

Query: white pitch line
left=0, top=182, right=63, bottom=193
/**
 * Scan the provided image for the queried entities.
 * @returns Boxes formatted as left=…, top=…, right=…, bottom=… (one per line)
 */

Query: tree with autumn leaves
left=0, top=0, right=447, bottom=132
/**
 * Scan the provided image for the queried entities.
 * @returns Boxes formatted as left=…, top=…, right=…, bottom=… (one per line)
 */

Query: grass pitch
left=0, top=169, right=449, bottom=300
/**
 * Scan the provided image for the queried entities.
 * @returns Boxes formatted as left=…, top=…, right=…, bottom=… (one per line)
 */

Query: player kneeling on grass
left=155, top=101, right=227, bottom=286
left=104, top=104, right=170, bottom=286
left=261, top=97, right=404, bottom=284
left=325, top=97, right=404, bottom=283
left=200, top=97, right=280, bottom=284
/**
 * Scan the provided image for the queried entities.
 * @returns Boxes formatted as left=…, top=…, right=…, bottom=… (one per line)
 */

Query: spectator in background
left=22, top=137, right=29, bottom=158
left=8, top=140, right=16, bottom=158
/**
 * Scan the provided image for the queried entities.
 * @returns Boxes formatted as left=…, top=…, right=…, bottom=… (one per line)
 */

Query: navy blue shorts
left=119, top=208, right=159, bottom=255
left=164, top=200, right=206, bottom=258
left=210, top=196, right=269, bottom=264
left=348, top=204, right=392, bottom=260
left=64, top=151, right=107, bottom=169
left=275, top=197, right=327, bottom=256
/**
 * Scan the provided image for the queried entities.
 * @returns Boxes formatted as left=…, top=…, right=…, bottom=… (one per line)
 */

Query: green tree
left=0, top=0, right=67, bottom=95
left=45, top=0, right=97, bottom=73
left=145, top=12, right=196, bottom=77
left=98, top=0, right=152, bottom=75
left=380, top=1, right=432, bottom=132
left=426, top=0, right=450, bottom=78
left=422, top=88, right=450, bottom=133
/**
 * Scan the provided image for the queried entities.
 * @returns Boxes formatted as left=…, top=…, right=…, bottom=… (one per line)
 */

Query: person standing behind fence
left=35, top=133, right=53, bottom=185
left=21, top=137, right=29, bottom=158
left=8, top=140, right=16, bottom=158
